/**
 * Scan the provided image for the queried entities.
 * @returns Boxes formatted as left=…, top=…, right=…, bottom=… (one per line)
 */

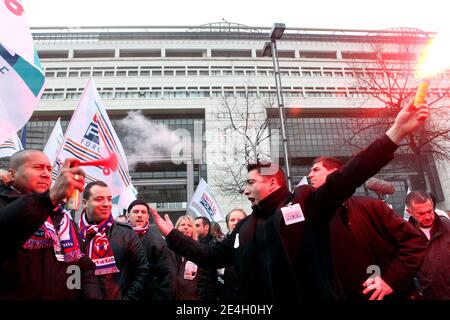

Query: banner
left=0, top=132, right=23, bottom=157
left=188, top=178, right=224, bottom=222
left=43, top=118, right=64, bottom=166
left=0, top=1, right=46, bottom=142
left=56, top=78, right=136, bottom=209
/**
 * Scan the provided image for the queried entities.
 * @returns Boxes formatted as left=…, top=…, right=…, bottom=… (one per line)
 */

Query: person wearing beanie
left=128, top=199, right=169, bottom=300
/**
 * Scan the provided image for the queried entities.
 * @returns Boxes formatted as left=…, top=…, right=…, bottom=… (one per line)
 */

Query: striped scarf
left=23, top=205, right=83, bottom=263
left=79, top=212, right=120, bottom=276
left=132, top=222, right=149, bottom=236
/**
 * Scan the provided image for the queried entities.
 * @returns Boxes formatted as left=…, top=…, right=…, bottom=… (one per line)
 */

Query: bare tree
left=212, top=94, right=273, bottom=197
left=344, top=29, right=450, bottom=190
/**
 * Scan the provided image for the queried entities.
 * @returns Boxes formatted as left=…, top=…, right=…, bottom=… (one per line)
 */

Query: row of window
left=41, top=86, right=448, bottom=100
left=149, top=202, right=187, bottom=210
left=35, top=46, right=424, bottom=62
left=40, top=90, right=350, bottom=100
left=43, top=65, right=450, bottom=79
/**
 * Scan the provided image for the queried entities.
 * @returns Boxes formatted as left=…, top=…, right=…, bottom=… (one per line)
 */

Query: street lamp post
left=262, top=23, right=292, bottom=191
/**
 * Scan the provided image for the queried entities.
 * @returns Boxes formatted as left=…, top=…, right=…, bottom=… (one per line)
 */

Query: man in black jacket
left=194, top=217, right=212, bottom=242
left=80, top=181, right=149, bottom=299
left=0, top=150, right=101, bottom=299
left=406, top=190, right=450, bottom=299
left=308, top=156, right=427, bottom=300
left=194, top=216, right=220, bottom=300
left=151, top=104, right=430, bottom=300
left=127, top=199, right=168, bottom=300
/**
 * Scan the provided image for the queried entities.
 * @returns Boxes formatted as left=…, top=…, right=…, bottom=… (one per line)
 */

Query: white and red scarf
left=23, top=205, right=83, bottom=263
left=132, top=222, right=149, bottom=236
left=79, top=212, right=120, bottom=275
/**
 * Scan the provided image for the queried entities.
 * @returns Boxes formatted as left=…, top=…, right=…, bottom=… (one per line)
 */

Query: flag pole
left=20, top=123, right=27, bottom=147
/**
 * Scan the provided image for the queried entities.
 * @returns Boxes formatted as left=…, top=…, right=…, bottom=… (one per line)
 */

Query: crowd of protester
left=0, top=103, right=449, bottom=300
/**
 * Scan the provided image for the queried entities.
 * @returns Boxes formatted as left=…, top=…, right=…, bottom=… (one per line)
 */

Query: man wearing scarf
left=0, top=150, right=101, bottom=299
left=127, top=199, right=168, bottom=300
left=80, top=181, right=149, bottom=300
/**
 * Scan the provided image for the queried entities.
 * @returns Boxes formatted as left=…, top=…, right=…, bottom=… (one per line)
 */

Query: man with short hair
left=127, top=199, right=168, bottom=300
left=0, top=150, right=100, bottom=299
left=80, top=181, right=149, bottom=300
left=406, top=190, right=450, bottom=299
left=428, top=192, right=450, bottom=219
left=194, top=216, right=220, bottom=300
left=194, top=217, right=212, bottom=241
left=308, top=156, right=426, bottom=300
left=152, top=103, right=430, bottom=300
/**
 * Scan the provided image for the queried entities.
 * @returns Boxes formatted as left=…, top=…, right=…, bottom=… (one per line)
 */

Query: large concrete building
left=24, top=23, right=449, bottom=219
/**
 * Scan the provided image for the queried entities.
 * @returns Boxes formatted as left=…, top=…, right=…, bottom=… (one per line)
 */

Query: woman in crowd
left=210, top=221, right=225, bottom=241
left=220, top=209, right=247, bottom=300
left=158, top=215, right=213, bottom=300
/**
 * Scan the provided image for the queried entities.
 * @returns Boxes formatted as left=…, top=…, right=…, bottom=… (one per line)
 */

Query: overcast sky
left=25, top=0, right=446, bottom=32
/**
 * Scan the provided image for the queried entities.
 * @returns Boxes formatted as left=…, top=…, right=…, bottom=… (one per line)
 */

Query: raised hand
left=150, top=207, right=174, bottom=236
left=386, top=103, right=430, bottom=144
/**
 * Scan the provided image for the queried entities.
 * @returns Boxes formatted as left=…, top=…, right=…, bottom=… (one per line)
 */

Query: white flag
left=296, top=176, right=309, bottom=187
left=188, top=178, right=224, bottom=222
left=0, top=2, right=46, bottom=143
left=43, top=118, right=64, bottom=166
left=56, top=78, right=136, bottom=209
left=0, top=132, right=23, bottom=157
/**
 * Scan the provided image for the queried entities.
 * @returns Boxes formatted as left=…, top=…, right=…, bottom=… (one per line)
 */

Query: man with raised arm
left=0, top=150, right=101, bottom=299
left=152, top=104, right=430, bottom=300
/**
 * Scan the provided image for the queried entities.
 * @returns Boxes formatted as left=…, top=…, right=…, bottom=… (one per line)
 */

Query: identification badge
left=184, top=261, right=198, bottom=280
left=281, top=203, right=305, bottom=225
left=234, top=233, right=240, bottom=249
left=53, top=238, right=64, bottom=262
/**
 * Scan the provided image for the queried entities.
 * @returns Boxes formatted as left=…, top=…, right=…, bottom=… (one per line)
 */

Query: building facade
left=24, top=23, right=449, bottom=218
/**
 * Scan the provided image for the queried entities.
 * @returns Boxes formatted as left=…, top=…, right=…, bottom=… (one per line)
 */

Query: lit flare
left=414, top=31, right=450, bottom=108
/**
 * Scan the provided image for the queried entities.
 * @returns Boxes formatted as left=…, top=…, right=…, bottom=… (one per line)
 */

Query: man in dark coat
left=80, top=181, right=149, bottom=299
left=0, top=150, right=101, bottom=299
left=308, top=156, right=427, bottom=300
left=406, top=190, right=450, bottom=299
left=194, top=216, right=220, bottom=300
left=127, top=199, right=168, bottom=300
left=151, top=104, right=430, bottom=300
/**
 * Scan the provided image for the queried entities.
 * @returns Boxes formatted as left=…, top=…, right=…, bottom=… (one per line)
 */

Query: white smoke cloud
left=118, top=111, right=189, bottom=169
